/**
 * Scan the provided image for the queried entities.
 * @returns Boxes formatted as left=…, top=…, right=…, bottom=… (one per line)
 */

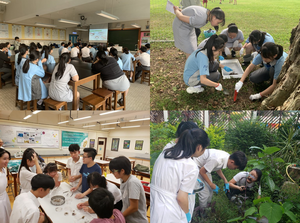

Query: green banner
left=62, top=131, right=88, bottom=148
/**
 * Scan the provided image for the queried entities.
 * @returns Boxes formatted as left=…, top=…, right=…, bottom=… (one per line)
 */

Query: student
left=240, top=30, right=275, bottom=66
left=134, top=46, right=150, bottom=80
left=227, top=168, right=262, bottom=201
left=71, top=148, right=102, bottom=197
left=173, top=6, right=225, bottom=57
left=81, top=43, right=91, bottom=62
left=5, top=42, right=12, bottom=58
left=92, top=51, right=130, bottom=106
left=103, top=44, right=109, bottom=56
left=145, top=43, right=150, bottom=55
left=49, top=52, right=80, bottom=108
left=70, top=43, right=80, bottom=60
left=89, top=45, right=96, bottom=60
left=235, top=42, right=288, bottom=100
left=43, top=163, right=62, bottom=187
left=120, top=47, right=135, bottom=82
left=110, top=47, right=123, bottom=70
left=18, top=148, right=43, bottom=193
left=89, top=188, right=126, bottom=223
left=151, top=128, right=209, bottom=223
left=58, top=42, right=65, bottom=56
left=15, top=44, right=29, bottom=86
left=183, top=34, right=229, bottom=94
left=68, top=41, right=73, bottom=51
left=0, top=148, right=11, bottom=223
left=66, top=144, right=83, bottom=192
left=41, top=46, right=55, bottom=64
left=192, top=150, right=247, bottom=212
left=77, top=172, right=123, bottom=212
left=220, top=23, right=244, bottom=57
left=10, top=174, right=55, bottom=223
left=14, top=36, right=21, bottom=54
left=18, top=50, right=48, bottom=104
left=61, top=43, right=70, bottom=54
left=0, top=43, right=12, bottom=86
left=29, top=42, right=38, bottom=54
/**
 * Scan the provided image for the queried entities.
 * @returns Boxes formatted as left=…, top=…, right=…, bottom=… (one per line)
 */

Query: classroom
left=0, top=0, right=150, bottom=111
left=0, top=110, right=150, bottom=223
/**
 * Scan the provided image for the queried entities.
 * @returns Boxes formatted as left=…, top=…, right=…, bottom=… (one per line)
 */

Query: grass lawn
left=150, top=0, right=300, bottom=110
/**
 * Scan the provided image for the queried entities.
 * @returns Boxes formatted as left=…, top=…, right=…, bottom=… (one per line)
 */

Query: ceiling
left=3, top=0, right=150, bottom=28
left=0, top=110, right=150, bottom=131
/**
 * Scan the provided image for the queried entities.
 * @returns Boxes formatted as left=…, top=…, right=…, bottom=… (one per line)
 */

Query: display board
left=0, top=23, right=9, bottom=38
left=61, top=131, right=88, bottom=148
left=89, top=29, right=107, bottom=42
left=108, top=29, right=139, bottom=51
left=0, top=125, right=59, bottom=148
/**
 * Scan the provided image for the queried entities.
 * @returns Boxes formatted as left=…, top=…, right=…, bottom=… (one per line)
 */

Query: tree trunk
left=260, top=19, right=300, bottom=110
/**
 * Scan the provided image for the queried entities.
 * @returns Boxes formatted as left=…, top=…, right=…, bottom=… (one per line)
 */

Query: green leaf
left=284, top=210, right=297, bottom=222
left=245, top=219, right=257, bottom=223
left=253, top=197, right=271, bottom=205
left=253, top=163, right=265, bottom=170
left=263, top=146, right=281, bottom=155
left=172, top=86, right=177, bottom=91
left=227, top=216, right=244, bottom=222
left=259, top=203, right=283, bottom=223
left=244, top=207, right=258, bottom=217
left=258, top=152, right=264, bottom=158
left=242, top=221, right=247, bottom=223
left=273, top=157, right=285, bottom=163
left=249, top=146, right=263, bottom=151
left=283, top=202, right=294, bottom=212
left=265, top=176, right=275, bottom=192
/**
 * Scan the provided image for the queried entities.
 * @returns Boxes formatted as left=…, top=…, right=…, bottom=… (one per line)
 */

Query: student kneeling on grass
left=10, top=174, right=55, bottom=223
left=89, top=188, right=126, bottom=223
left=109, top=156, right=148, bottom=223
left=71, top=148, right=102, bottom=197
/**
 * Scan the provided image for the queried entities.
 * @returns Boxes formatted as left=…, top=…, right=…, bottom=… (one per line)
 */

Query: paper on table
left=166, top=0, right=175, bottom=14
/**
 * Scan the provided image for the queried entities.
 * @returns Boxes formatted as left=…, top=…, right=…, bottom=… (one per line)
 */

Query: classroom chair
left=82, top=94, right=106, bottom=110
left=109, top=90, right=126, bottom=110
left=0, top=72, right=4, bottom=89
left=15, top=86, right=25, bottom=110
left=123, top=70, right=135, bottom=83
left=44, top=98, right=68, bottom=110
left=92, top=88, right=114, bottom=110
left=26, top=100, right=38, bottom=110
left=141, top=70, right=150, bottom=86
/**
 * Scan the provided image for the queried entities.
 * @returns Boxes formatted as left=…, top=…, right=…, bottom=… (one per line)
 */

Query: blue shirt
left=183, top=49, right=209, bottom=85
left=45, top=54, right=55, bottom=64
left=58, top=46, right=64, bottom=56
left=15, top=57, right=27, bottom=86
left=146, top=49, right=150, bottom=55
left=117, top=57, right=123, bottom=70
left=68, top=47, right=72, bottom=51
left=7, top=49, right=12, bottom=57
left=89, top=47, right=96, bottom=59
left=252, top=52, right=288, bottom=80
left=120, top=52, right=135, bottom=71
left=79, top=163, right=102, bottom=194
left=245, top=33, right=274, bottom=51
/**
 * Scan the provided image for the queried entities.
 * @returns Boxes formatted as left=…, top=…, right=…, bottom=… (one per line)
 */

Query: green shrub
left=205, top=125, right=225, bottom=150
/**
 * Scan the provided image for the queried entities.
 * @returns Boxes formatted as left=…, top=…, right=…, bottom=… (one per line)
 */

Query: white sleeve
left=180, top=163, right=198, bottom=193
left=203, top=159, right=220, bottom=173
left=26, top=209, right=40, bottom=223
left=233, top=172, right=246, bottom=183
left=58, top=172, right=62, bottom=182
left=66, top=159, right=71, bottom=169
left=21, top=168, right=36, bottom=181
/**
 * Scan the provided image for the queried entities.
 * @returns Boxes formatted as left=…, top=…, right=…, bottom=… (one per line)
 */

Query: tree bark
left=260, top=19, right=300, bottom=110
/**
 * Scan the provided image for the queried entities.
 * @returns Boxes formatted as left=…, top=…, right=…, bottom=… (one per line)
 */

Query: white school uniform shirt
left=193, top=149, right=230, bottom=173
left=107, top=181, right=122, bottom=204
left=66, top=157, right=83, bottom=190
left=0, top=168, right=11, bottom=223
left=10, top=191, right=40, bottom=223
left=135, top=52, right=150, bottom=67
left=19, top=166, right=37, bottom=193
left=81, top=47, right=90, bottom=58
left=70, top=47, right=80, bottom=58
left=233, top=171, right=254, bottom=188
left=151, top=142, right=199, bottom=223
left=61, top=48, right=69, bottom=54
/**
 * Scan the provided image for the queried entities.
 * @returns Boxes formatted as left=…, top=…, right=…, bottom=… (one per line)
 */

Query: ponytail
left=96, top=50, right=108, bottom=66
left=260, top=42, right=283, bottom=60
left=87, top=172, right=107, bottom=189
left=208, top=7, right=225, bottom=32
left=22, top=50, right=40, bottom=73
left=109, top=48, right=119, bottom=61
left=18, top=148, right=35, bottom=175
left=55, top=52, right=70, bottom=80
left=17, top=44, right=28, bottom=65
left=123, top=47, right=129, bottom=54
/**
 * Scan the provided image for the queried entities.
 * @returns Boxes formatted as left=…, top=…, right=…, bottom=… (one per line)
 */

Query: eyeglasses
left=111, top=169, right=119, bottom=173
left=82, top=156, right=90, bottom=159
left=249, top=174, right=256, bottom=180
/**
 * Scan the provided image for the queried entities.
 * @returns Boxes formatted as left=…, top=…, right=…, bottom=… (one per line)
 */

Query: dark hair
left=55, top=52, right=71, bottom=80
left=61, top=42, right=65, bottom=46
left=98, top=45, right=104, bottom=51
left=68, top=144, right=80, bottom=152
left=17, top=44, right=28, bottom=65
left=83, top=148, right=97, bottom=160
left=73, top=42, right=78, bottom=47
left=218, top=34, right=228, bottom=43
left=251, top=168, right=262, bottom=182
left=145, top=43, right=150, bottom=49
left=87, top=172, right=107, bottom=189
left=249, top=30, right=267, bottom=47
left=0, top=148, right=11, bottom=160
left=229, top=151, right=247, bottom=170
left=110, top=48, right=119, bottom=61
left=82, top=43, right=87, bottom=47
left=0, top=43, right=5, bottom=49
left=88, top=45, right=93, bottom=48
left=64, top=44, right=69, bottom=48
left=109, top=156, right=131, bottom=175
left=176, top=121, right=199, bottom=138
left=122, top=47, right=129, bottom=54
left=103, top=44, right=108, bottom=51
left=89, top=188, right=114, bottom=218
left=227, top=23, right=238, bottom=33
left=5, top=42, right=10, bottom=47
left=43, top=163, right=58, bottom=174
left=68, top=42, right=72, bottom=47
left=140, top=46, right=147, bottom=52
left=208, top=7, right=225, bottom=31
left=260, top=42, right=283, bottom=60
left=164, top=128, right=209, bottom=160
left=31, top=174, right=55, bottom=191
left=96, top=50, right=108, bottom=65
left=41, top=45, right=50, bottom=60
left=18, top=148, right=35, bottom=175
left=29, top=42, right=37, bottom=53
left=197, top=34, right=225, bottom=63
left=22, top=50, right=41, bottom=73
left=15, top=36, right=19, bottom=40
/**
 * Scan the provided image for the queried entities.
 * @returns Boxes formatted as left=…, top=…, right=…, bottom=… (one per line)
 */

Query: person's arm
left=260, top=78, right=277, bottom=97
left=67, top=168, right=74, bottom=182
left=122, top=199, right=139, bottom=217
left=32, top=153, right=42, bottom=174
left=37, top=212, right=45, bottom=223
left=34, top=60, right=46, bottom=78
left=216, top=169, right=228, bottom=184
left=176, top=189, right=189, bottom=213
left=229, top=178, right=245, bottom=191
left=71, top=175, right=82, bottom=192
left=53, top=173, right=61, bottom=187
left=77, top=200, right=89, bottom=209
left=200, top=75, right=219, bottom=88
left=75, top=187, right=92, bottom=199
left=199, top=167, right=215, bottom=189
left=173, top=6, right=190, bottom=23
left=240, top=63, right=255, bottom=82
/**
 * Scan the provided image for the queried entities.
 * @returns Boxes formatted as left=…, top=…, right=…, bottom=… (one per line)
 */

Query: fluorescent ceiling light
left=83, top=125, right=96, bottom=128
left=58, top=120, right=69, bottom=124
left=23, top=115, right=32, bottom=120
left=35, top=23, right=56, bottom=27
left=0, top=0, right=10, bottom=4
left=102, top=128, right=115, bottom=130
left=129, top=118, right=150, bottom=122
left=76, top=28, right=88, bottom=31
left=58, top=19, right=81, bottom=25
left=131, top=23, right=141, bottom=28
left=100, top=111, right=121, bottom=116
left=73, top=116, right=91, bottom=121
left=96, top=11, right=119, bottom=20
left=121, top=125, right=141, bottom=129
left=32, top=110, right=41, bottom=114
left=101, top=122, right=120, bottom=126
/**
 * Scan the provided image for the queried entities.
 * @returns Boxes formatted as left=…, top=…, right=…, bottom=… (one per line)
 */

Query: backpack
left=134, top=164, right=149, bottom=172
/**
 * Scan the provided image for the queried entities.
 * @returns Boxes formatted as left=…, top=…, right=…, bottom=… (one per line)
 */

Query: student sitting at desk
left=61, top=43, right=70, bottom=54
left=10, top=174, right=55, bottom=223
left=110, top=47, right=123, bottom=70
left=109, top=156, right=148, bottom=223
left=81, top=43, right=91, bottom=62
left=71, top=43, right=80, bottom=60
left=5, top=42, right=12, bottom=58
left=89, top=188, right=126, bottom=223
left=66, top=143, right=83, bottom=191
left=49, top=52, right=80, bottom=109
left=92, top=51, right=130, bottom=106
left=58, top=42, right=65, bottom=56
left=145, top=43, right=150, bottom=55
left=29, top=42, right=38, bottom=54
left=0, top=43, right=12, bottom=86
left=43, top=163, right=62, bottom=188
left=89, top=45, right=97, bottom=60
left=15, top=44, right=29, bottom=86
left=68, top=41, right=73, bottom=51
left=134, top=46, right=150, bottom=80
left=41, top=46, right=55, bottom=64
left=120, top=47, right=135, bottom=82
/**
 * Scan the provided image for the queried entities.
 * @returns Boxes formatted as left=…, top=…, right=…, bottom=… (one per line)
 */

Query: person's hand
left=218, top=55, right=224, bottom=61
left=251, top=51, right=258, bottom=58
left=235, top=81, right=243, bottom=92
left=75, top=193, right=84, bottom=199
left=82, top=206, right=90, bottom=212
left=173, top=6, right=182, bottom=13
left=32, top=153, right=38, bottom=163
left=224, top=66, right=233, bottom=72
left=239, top=186, right=246, bottom=191
left=249, top=93, right=262, bottom=101
left=41, top=58, right=47, bottom=63
left=212, top=184, right=220, bottom=194
left=70, top=187, right=77, bottom=192
left=223, top=183, right=230, bottom=193
left=239, top=48, right=244, bottom=56
left=186, top=211, right=191, bottom=222
left=77, top=203, right=84, bottom=209
left=215, top=83, right=223, bottom=91
left=233, top=40, right=239, bottom=48
left=38, top=212, right=45, bottom=223
left=68, top=176, right=75, bottom=182
left=224, top=47, right=231, bottom=56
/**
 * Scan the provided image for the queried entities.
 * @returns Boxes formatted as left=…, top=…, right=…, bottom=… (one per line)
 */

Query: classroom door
left=97, top=137, right=107, bottom=160
left=69, top=35, right=78, bottom=44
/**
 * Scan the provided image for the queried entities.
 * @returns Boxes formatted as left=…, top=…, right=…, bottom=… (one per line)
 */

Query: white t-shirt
left=107, top=181, right=122, bottom=204
left=135, top=53, right=150, bottom=67
left=233, top=171, right=254, bottom=188
left=193, top=149, right=230, bottom=173
left=61, top=48, right=69, bottom=54
left=20, top=166, right=37, bottom=193
left=81, top=47, right=90, bottom=58
left=70, top=47, right=80, bottom=58
left=10, top=191, right=40, bottom=223
left=66, top=157, right=83, bottom=189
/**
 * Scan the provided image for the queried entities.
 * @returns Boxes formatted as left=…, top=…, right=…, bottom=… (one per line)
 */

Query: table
left=38, top=182, right=96, bottom=223
left=133, top=170, right=150, bottom=180
left=96, top=160, right=110, bottom=173
left=55, top=159, right=109, bottom=174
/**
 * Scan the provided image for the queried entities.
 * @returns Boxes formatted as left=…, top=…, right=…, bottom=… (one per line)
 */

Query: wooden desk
left=133, top=170, right=150, bottom=180
left=11, top=172, right=18, bottom=197
left=95, top=160, right=110, bottom=173
left=10, top=57, right=15, bottom=86
left=54, top=159, right=68, bottom=167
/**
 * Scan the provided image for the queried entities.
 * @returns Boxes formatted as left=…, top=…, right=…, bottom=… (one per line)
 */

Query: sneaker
left=117, top=98, right=124, bottom=106
left=186, top=86, right=204, bottom=94
left=231, top=50, right=236, bottom=57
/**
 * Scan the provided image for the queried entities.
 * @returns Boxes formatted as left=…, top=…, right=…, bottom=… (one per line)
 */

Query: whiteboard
left=0, top=125, right=60, bottom=148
